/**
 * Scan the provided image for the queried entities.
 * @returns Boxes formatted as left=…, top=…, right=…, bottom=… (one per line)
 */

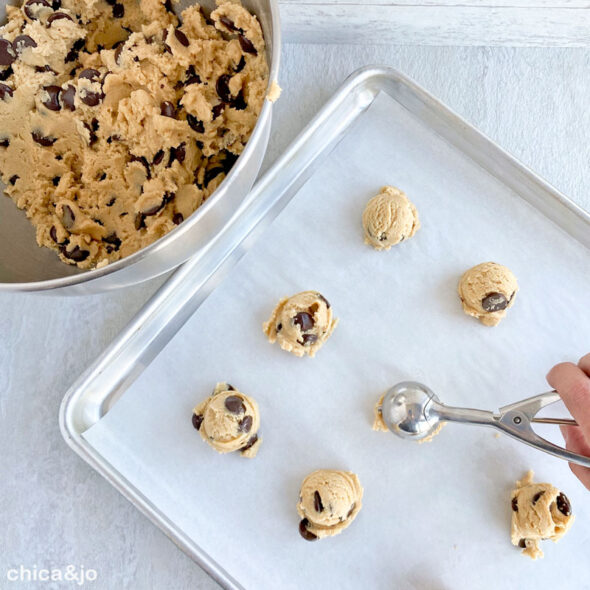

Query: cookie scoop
left=297, top=470, right=363, bottom=541
left=458, top=262, right=518, bottom=326
left=192, top=383, right=261, bottom=458
left=263, top=291, right=338, bottom=357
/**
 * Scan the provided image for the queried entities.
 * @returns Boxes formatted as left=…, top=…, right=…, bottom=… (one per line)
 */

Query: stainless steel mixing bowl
left=0, top=0, right=280, bottom=294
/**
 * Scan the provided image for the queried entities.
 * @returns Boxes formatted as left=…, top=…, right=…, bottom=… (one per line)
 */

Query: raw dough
left=458, top=262, right=518, bottom=326
left=263, top=290, right=338, bottom=358
left=510, top=470, right=574, bottom=560
left=372, top=393, right=445, bottom=442
left=362, top=185, right=420, bottom=250
left=297, top=469, right=363, bottom=541
left=192, top=382, right=261, bottom=458
left=0, top=0, right=268, bottom=269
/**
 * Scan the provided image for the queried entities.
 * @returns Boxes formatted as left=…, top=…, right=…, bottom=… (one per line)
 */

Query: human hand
left=547, top=353, right=590, bottom=491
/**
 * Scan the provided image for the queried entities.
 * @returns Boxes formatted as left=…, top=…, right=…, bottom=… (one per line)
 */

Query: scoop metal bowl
left=381, top=381, right=590, bottom=468
left=0, top=0, right=280, bottom=294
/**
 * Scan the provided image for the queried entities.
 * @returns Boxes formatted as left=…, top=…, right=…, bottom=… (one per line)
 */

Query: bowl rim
left=0, top=0, right=281, bottom=292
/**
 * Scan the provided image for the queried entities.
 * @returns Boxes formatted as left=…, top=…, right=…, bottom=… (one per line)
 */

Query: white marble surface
left=1, top=45, right=589, bottom=590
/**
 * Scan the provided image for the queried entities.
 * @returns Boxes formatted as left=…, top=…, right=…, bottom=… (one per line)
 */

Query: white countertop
left=2, top=44, right=589, bottom=590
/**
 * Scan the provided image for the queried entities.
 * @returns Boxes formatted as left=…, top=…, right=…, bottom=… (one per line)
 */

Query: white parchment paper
left=84, top=93, right=590, bottom=590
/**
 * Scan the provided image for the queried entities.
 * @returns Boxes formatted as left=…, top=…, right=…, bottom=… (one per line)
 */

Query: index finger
left=547, top=362, right=590, bottom=437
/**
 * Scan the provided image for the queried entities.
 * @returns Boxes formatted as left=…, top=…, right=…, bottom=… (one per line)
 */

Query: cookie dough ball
left=510, top=471, right=574, bottom=559
left=192, top=383, right=261, bottom=458
left=372, top=393, right=445, bottom=441
left=263, top=291, right=338, bottom=358
left=458, top=262, right=518, bottom=327
left=297, top=470, right=363, bottom=541
left=362, top=186, right=420, bottom=250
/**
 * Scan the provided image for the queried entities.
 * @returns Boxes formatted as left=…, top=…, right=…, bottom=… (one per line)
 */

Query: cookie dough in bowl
left=362, top=185, right=420, bottom=250
left=297, top=469, right=363, bottom=541
left=510, top=470, right=574, bottom=560
left=0, top=0, right=270, bottom=270
left=192, top=382, right=262, bottom=458
left=263, top=290, right=338, bottom=358
left=458, top=262, right=518, bottom=326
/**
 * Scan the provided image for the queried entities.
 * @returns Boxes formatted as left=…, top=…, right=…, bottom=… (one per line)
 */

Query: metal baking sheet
left=60, top=67, right=590, bottom=589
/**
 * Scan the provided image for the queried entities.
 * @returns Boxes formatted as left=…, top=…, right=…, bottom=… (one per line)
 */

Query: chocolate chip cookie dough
left=297, top=470, right=363, bottom=541
left=192, top=382, right=261, bottom=458
left=362, top=185, right=420, bottom=250
left=458, top=262, right=518, bottom=326
left=0, top=0, right=269, bottom=268
left=510, top=470, right=574, bottom=560
left=263, top=291, right=338, bottom=358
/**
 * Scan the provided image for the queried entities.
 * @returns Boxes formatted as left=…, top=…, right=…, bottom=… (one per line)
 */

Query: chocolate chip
left=152, top=149, right=164, bottom=165
left=221, top=150, right=238, bottom=173
left=298, top=333, right=318, bottom=346
left=61, top=85, right=75, bottom=110
left=142, top=200, right=165, bottom=216
left=52, top=176, right=60, bottom=186
left=51, top=0, right=61, bottom=8
left=65, top=38, right=84, bottom=63
left=105, top=0, right=115, bottom=5
left=0, top=137, right=10, bottom=147
left=32, top=131, right=56, bottom=146
left=276, top=323, right=282, bottom=332
left=216, top=74, right=232, bottom=102
left=60, top=204, right=75, bottom=228
left=518, top=539, right=527, bottom=549
left=556, top=492, right=571, bottom=516
left=224, top=395, right=245, bottom=414
left=60, top=245, right=89, bottom=262
left=112, top=3, right=124, bottom=18
left=13, top=35, right=37, bottom=54
left=187, top=114, right=204, bottom=133
left=238, top=34, right=257, bottom=55
left=42, top=85, right=61, bottom=110
left=8, top=174, right=18, bottom=185
left=34, top=65, right=56, bottom=74
left=219, top=15, right=237, bottom=31
left=174, top=143, right=185, bottom=164
left=103, top=233, right=121, bottom=250
left=174, top=29, right=189, bottom=47
left=79, top=68, right=100, bottom=82
left=230, top=90, right=246, bottom=111
left=164, top=0, right=174, bottom=13
left=106, top=197, right=116, bottom=207
left=134, top=213, right=145, bottom=230
left=0, top=39, right=16, bottom=66
left=532, top=491, right=545, bottom=505
left=130, top=155, right=151, bottom=179
left=511, top=497, right=518, bottom=512
left=239, top=415, right=253, bottom=433
left=234, top=56, right=246, bottom=73
left=160, top=101, right=176, bottom=118
left=314, top=491, right=324, bottom=513
left=346, top=503, right=356, bottom=519
left=317, top=293, right=331, bottom=308
left=482, top=292, right=508, bottom=312
left=204, top=166, right=224, bottom=187
left=192, top=413, right=203, bottom=430
left=81, top=89, right=101, bottom=106
left=114, top=43, right=124, bottom=64
left=24, top=0, right=50, bottom=20
left=293, top=312, right=314, bottom=332
left=0, top=66, right=13, bottom=81
left=98, top=172, right=106, bottom=181
left=47, top=12, right=72, bottom=25
left=173, top=212, right=183, bottom=225
left=83, top=120, right=98, bottom=145
left=0, top=83, right=13, bottom=100
left=241, top=434, right=258, bottom=452
left=49, top=225, right=58, bottom=242
left=299, top=519, right=318, bottom=542
left=212, top=103, right=224, bottom=119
